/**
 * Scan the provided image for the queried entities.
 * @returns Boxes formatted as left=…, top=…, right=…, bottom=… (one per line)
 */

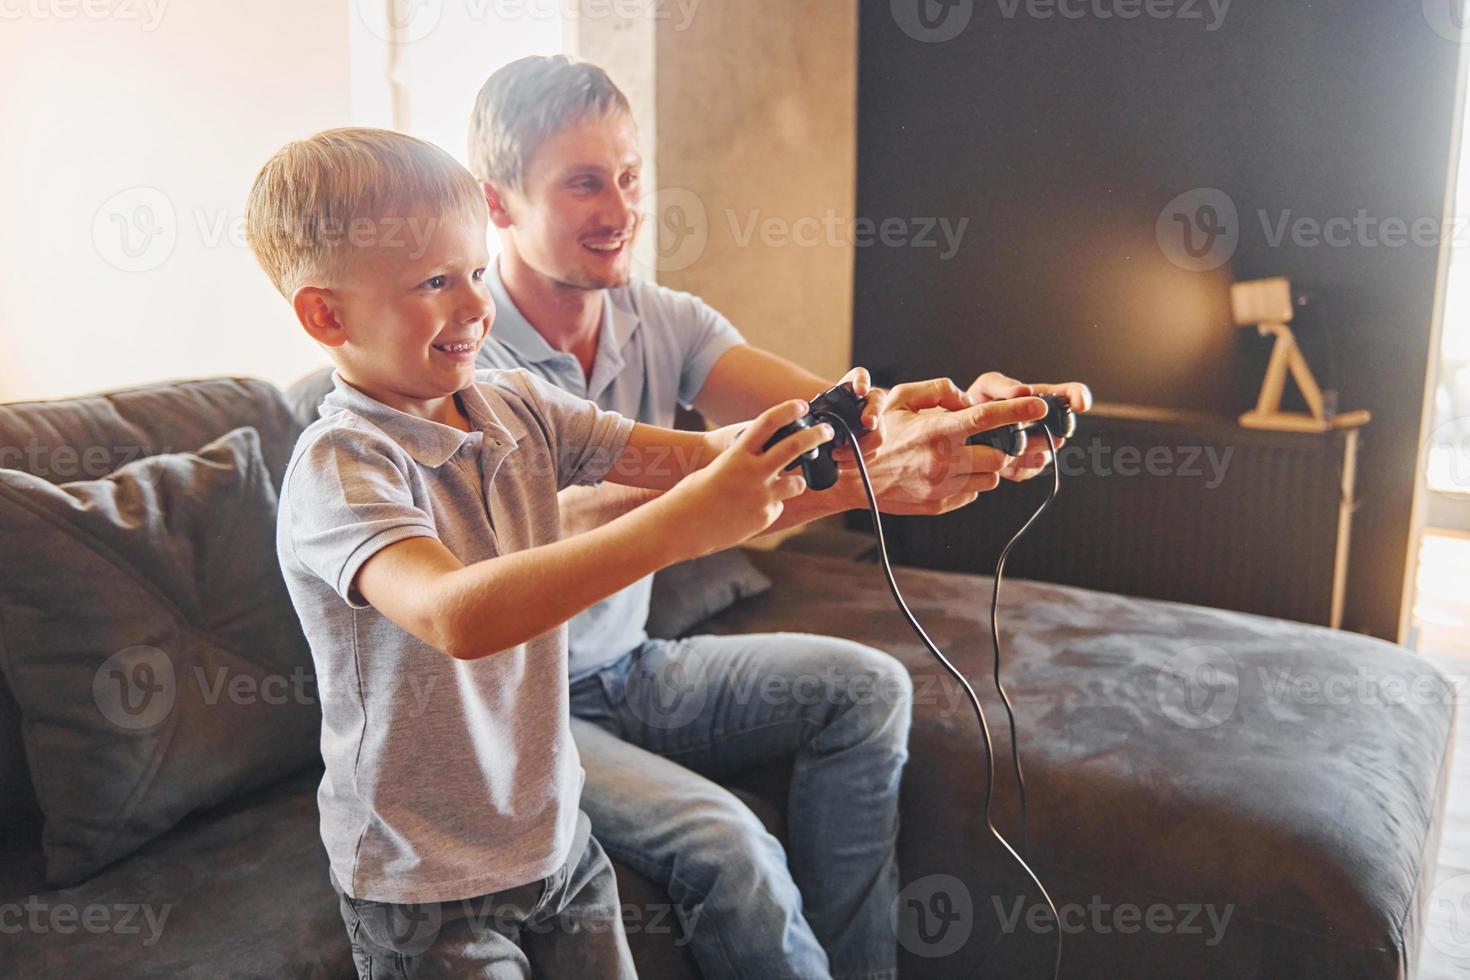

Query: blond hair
left=467, top=55, right=631, bottom=190
left=246, top=127, right=487, bottom=297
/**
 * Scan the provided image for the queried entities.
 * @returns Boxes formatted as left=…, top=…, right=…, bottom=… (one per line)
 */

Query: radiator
left=874, top=404, right=1359, bottom=628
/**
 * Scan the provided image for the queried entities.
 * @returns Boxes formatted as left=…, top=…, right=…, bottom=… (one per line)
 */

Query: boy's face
left=496, top=112, right=644, bottom=290
left=324, top=209, right=494, bottom=409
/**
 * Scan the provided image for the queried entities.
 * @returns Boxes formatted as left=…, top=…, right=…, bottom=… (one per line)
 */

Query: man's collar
left=320, top=372, right=525, bottom=468
left=487, top=258, right=642, bottom=397
left=485, top=260, right=564, bottom=364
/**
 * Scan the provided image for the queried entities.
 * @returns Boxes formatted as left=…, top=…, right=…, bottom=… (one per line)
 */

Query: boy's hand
left=707, top=366, right=884, bottom=466
left=661, top=399, right=833, bottom=558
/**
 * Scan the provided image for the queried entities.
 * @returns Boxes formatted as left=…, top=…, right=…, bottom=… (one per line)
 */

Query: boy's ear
left=292, top=286, right=347, bottom=348
left=481, top=180, right=514, bottom=230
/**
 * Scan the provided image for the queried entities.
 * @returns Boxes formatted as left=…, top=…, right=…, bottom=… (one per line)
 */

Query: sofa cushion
left=0, top=377, right=305, bottom=840
left=0, top=426, right=319, bottom=887
left=646, top=549, right=774, bottom=641
left=285, top=366, right=336, bottom=430
left=697, top=549, right=1455, bottom=980
left=0, top=768, right=352, bottom=980
left=0, top=763, right=784, bottom=980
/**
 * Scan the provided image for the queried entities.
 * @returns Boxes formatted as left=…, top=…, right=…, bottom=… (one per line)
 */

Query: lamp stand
left=1238, top=322, right=1371, bottom=432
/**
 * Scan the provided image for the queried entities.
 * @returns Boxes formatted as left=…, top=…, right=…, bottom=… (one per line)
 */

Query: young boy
left=244, top=127, right=875, bottom=977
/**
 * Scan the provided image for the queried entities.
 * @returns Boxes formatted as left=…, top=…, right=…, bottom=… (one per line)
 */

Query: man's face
left=497, top=112, right=645, bottom=290
left=326, top=209, right=495, bottom=406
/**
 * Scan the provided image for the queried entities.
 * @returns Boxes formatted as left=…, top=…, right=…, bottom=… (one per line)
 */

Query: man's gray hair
left=467, top=55, right=632, bottom=190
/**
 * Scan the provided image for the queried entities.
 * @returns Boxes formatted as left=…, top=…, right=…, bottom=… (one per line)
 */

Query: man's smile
left=582, top=235, right=631, bottom=254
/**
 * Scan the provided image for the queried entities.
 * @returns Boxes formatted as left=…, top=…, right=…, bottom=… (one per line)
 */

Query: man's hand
left=967, top=371, right=1092, bottom=482
left=834, top=379, right=1048, bottom=516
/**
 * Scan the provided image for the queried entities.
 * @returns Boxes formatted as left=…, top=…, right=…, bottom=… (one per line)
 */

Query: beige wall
left=0, top=1, right=351, bottom=403
left=564, top=6, right=659, bottom=278
left=653, top=0, right=857, bottom=382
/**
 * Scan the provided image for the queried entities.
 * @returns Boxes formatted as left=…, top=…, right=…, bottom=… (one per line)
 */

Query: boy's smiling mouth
left=432, top=339, right=481, bottom=363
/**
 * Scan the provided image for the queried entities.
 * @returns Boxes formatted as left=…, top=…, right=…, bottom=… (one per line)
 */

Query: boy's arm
left=602, top=367, right=881, bottom=493
left=356, top=496, right=691, bottom=660
left=562, top=367, right=879, bottom=533
left=559, top=484, right=664, bottom=538
left=559, top=477, right=849, bottom=540
left=356, top=400, right=830, bottom=659
left=599, top=422, right=719, bottom=492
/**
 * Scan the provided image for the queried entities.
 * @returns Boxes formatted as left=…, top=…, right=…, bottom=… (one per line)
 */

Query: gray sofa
left=0, top=376, right=1456, bottom=979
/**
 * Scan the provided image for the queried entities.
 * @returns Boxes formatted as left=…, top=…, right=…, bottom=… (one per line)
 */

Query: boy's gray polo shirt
left=477, top=262, right=745, bottom=678
left=277, top=368, right=634, bottom=904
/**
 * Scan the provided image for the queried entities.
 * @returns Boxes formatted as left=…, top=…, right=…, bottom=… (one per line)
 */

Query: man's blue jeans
left=568, top=631, right=913, bottom=980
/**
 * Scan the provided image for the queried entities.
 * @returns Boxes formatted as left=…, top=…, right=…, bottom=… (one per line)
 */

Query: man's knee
left=829, top=642, right=913, bottom=738
left=682, top=793, right=781, bottom=857
left=667, top=792, right=794, bottom=896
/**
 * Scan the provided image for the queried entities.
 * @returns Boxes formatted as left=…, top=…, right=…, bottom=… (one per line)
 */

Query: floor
left=1412, top=531, right=1470, bottom=978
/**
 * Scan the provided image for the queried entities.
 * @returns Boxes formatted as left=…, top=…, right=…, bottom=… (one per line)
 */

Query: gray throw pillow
left=646, top=548, right=774, bottom=640
left=0, top=426, right=319, bottom=886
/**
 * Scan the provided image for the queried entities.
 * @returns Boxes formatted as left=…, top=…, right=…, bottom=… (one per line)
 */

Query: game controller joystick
left=762, top=382, right=870, bottom=491
left=967, top=393, right=1076, bottom=456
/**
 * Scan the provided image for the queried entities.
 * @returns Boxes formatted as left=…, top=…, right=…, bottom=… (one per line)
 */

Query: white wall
left=0, top=2, right=353, bottom=402
left=0, top=1, right=580, bottom=404
left=368, top=1, right=562, bottom=166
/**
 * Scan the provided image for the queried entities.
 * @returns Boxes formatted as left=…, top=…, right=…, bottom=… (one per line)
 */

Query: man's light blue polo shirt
left=476, top=261, right=746, bottom=678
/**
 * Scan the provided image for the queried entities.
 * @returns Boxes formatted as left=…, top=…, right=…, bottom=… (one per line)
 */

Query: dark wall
left=855, top=0, right=1463, bottom=640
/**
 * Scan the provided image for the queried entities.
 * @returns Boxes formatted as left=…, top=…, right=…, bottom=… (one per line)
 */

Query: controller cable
left=826, top=413, right=1063, bottom=980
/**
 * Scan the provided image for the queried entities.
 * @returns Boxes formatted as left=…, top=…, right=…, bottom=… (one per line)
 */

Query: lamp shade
left=1231, top=277, right=1294, bottom=326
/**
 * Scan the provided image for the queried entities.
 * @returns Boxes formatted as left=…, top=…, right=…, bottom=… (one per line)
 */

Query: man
left=468, top=55, right=1090, bottom=980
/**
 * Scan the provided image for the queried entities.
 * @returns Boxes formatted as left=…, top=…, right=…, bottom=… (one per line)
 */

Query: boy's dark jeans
left=331, top=811, right=635, bottom=979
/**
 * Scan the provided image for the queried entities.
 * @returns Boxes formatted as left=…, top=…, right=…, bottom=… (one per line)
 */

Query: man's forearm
left=695, top=344, right=835, bottom=425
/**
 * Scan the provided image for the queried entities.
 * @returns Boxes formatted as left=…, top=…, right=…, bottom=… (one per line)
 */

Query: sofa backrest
left=0, top=377, right=304, bottom=840
left=284, top=366, right=335, bottom=430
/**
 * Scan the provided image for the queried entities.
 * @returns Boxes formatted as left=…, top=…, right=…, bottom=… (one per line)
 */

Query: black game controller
left=762, top=382, right=871, bottom=491
left=967, top=393, right=1077, bottom=456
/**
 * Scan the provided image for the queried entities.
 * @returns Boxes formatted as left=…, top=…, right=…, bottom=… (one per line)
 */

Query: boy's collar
left=322, top=371, right=527, bottom=468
